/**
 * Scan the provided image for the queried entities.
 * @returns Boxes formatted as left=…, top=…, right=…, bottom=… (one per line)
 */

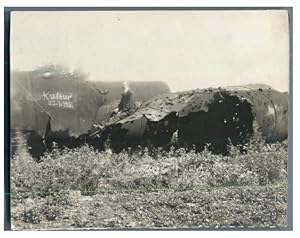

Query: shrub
left=10, top=140, right=288, bottom=229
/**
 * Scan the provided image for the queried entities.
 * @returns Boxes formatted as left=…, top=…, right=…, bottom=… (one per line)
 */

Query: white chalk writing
left=42, top=91, right=75, bottom=109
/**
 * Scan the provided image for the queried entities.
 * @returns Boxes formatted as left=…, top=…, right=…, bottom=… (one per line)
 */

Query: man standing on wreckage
left=94, top=81, right=136, bottom=129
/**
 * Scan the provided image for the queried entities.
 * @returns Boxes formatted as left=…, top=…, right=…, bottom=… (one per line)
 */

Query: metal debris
left=100, top=84, right=288, bottom=152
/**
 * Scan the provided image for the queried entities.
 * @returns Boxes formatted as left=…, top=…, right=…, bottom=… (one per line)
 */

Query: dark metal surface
left=104, top=84, right=288, bottom=151
left=11, top=70, right=106, bottom=137
left=11, top=68, right=171, bottom=140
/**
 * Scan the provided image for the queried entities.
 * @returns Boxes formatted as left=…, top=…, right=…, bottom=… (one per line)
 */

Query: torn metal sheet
left=117, top=89, right=215, bottom=124
left=224, top=85, right=288, bottom=142
left=104, top=84, right=288, bottom=151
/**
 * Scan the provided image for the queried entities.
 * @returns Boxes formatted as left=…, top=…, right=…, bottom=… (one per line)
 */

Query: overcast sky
left=10, top=10, right=289, bottom=92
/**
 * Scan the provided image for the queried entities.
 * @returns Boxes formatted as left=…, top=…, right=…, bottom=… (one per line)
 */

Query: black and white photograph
left=6, top=8, right=291, bottom=230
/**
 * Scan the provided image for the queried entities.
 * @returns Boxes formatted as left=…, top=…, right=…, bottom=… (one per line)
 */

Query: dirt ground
left=11, top=183, right=287, bottom=230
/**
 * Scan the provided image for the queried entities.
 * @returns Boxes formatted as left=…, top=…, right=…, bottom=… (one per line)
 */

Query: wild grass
left=10, top=137, right=288, bottom=229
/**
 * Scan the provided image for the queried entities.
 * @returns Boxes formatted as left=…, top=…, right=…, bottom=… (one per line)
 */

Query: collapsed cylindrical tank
left=100, top=84, right=288, bottom=153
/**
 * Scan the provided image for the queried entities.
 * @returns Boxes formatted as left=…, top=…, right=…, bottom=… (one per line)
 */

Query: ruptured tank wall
left=104, top=84, right=288, bottom=153
left=177, top=92, right=254, bottom=153
left=225, top=85, right=289, bottom=142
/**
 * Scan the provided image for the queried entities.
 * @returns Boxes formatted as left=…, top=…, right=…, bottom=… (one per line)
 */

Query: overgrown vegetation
left=10, top=137, right=288, bottom=230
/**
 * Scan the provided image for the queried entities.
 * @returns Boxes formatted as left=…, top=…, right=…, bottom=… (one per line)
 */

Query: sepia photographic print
left=5, top=8, right=292, bottom=230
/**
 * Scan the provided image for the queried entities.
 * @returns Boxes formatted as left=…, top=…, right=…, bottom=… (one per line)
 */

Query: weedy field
left=10, top=136, right=288, bottom=230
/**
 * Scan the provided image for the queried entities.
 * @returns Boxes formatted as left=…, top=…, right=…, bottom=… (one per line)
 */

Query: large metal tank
left=11, top=68, right=107, bottom=138
left=98, top=84, right=288, bottom=153
left=10, top=66, right=170, bottom=157
left=11, top=67, right=108, bottom=157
